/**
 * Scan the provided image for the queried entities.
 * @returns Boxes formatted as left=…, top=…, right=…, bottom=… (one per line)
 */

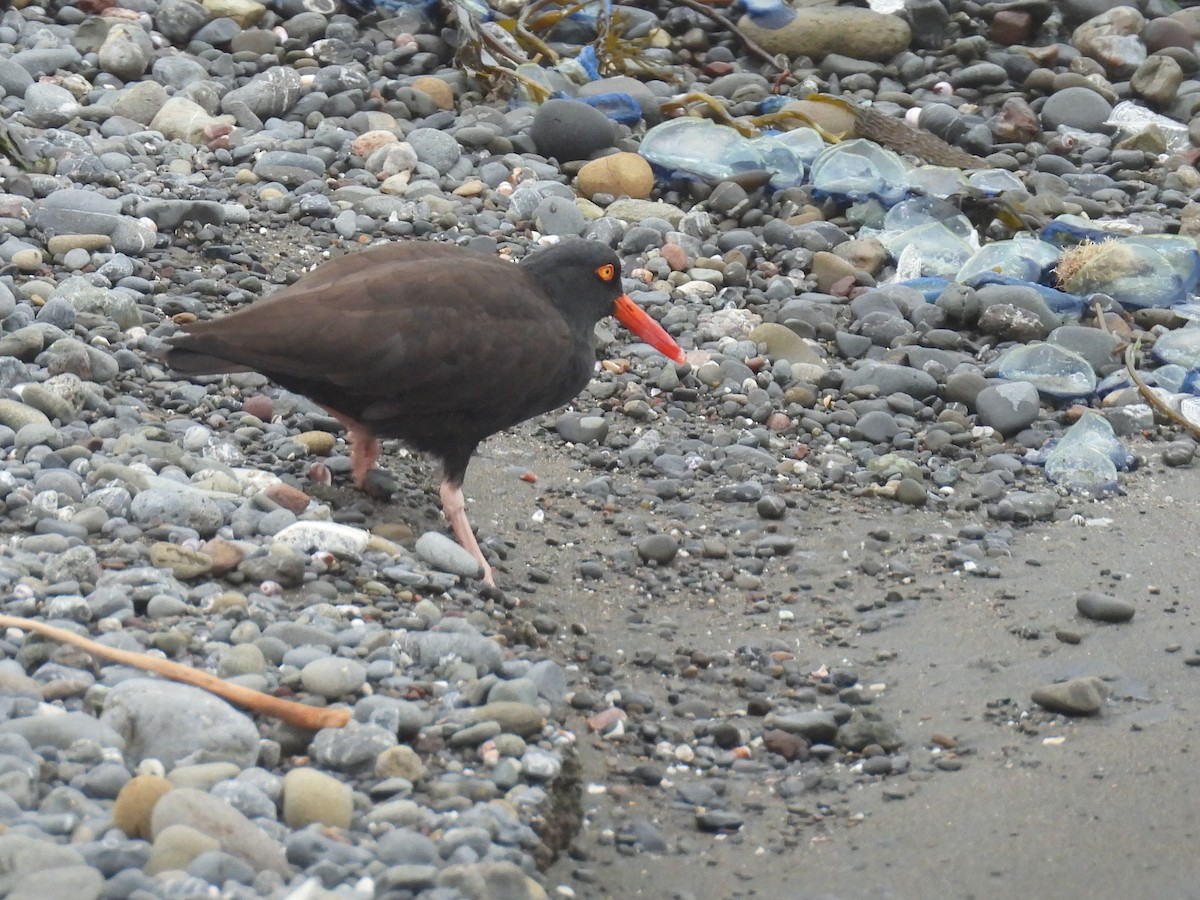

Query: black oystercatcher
left=163, top=239, right=686, bottom=585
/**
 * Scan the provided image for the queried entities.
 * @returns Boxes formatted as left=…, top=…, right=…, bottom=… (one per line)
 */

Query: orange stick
left=0, top=614, right=351, bottom=730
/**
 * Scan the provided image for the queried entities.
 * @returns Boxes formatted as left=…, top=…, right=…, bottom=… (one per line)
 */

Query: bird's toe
left=360, top=467, right=397, bottom=499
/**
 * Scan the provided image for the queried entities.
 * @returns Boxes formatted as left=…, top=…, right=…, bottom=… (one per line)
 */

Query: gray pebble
left=976, top=381, right=1040, bottom=436
left=1031, top=676, right=1108, bottom=716
left=1040, top=86, right=1113, bottom=132
left=414, top=531, right=483, bottom=579
left=636, top=533, right=679, bottom=564
left=1075, top=590, right=1135, bottom=624
left=300, top=656, right=367, bottom=699
left=405, top=127, right=462, bottom=174
left=556, top=411, right=609, bottom=444
left=530, top=98, right=616, bottom=162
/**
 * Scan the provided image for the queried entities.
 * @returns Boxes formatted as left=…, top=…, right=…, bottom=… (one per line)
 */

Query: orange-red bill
left=613, top=294, right=686, bottom=364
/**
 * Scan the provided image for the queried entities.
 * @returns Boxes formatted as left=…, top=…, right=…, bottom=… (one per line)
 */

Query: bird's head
left=522, top=239, right=686, bottom=364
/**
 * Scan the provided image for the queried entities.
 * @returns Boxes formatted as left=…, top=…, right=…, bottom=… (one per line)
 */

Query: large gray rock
left=100, top=679, right=260, bottom=767
left=151, top=788, right=289, bottom=875
left=219, top=66, right=303, bottom=120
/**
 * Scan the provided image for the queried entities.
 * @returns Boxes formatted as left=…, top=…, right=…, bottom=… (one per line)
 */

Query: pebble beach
left=1, top=0, right=1199, bottom=898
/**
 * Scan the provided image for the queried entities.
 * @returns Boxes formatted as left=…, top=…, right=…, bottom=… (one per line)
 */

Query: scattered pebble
left=1076, top=591, right=1136, bottom=624
left=1032, top=677, right=1110, bottom=716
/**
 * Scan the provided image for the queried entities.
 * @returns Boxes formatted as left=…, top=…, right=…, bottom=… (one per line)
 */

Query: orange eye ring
left=596, top=263, right=616, bottom=282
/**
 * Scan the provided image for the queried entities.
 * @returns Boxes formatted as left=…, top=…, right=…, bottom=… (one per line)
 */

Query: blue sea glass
left=1044, top=411, right=1129, bottom=494
left=772, top=127, right=826, bottom=164
left=967, top=168, right=1025, bottom=195
left=881, top=221, right=975, bottom=278
left=639, top=118, right=766, bottom=183
left=809, top=139, right=909, bottom=205
left=956, top=237, right=1061, bottom=284
left=906, top=166, right=968, bottom=199
left=749, top=136, right=806, bottom=188
left=1124, top=234, right=1200, bottom=294
left=997, top=343, right=1097, bottom=398
left=1151, top=326, right=1200, bottom=368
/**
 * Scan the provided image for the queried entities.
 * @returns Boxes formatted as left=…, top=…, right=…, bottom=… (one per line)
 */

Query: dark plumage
left=163, top=238, right=685, bottom=584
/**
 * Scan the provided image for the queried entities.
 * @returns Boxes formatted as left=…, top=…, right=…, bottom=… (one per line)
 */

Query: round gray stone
left=1075, top=591, right=1135, bottom=624
left=976, top=381, right=1040, bottom=436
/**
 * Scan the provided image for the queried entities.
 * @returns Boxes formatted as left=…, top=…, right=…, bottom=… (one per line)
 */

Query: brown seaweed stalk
left=660, top=91, right=755, bottom=134
left=0, top=614, right=351, bottom=730
left=515, top=0, right=596, bottom=64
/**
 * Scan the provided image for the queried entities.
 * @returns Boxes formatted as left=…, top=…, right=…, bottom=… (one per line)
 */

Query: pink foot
left=439, top=480, right=495, bottom=586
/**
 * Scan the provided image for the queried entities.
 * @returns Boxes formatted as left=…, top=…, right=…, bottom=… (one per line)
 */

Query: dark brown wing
left=165, top=242, right=579, bottom=422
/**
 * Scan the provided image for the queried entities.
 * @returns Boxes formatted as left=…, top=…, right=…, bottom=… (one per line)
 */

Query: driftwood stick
left=0, top=614, right=351, bottom=730
left=1123, top=340, right=1200, bottom=442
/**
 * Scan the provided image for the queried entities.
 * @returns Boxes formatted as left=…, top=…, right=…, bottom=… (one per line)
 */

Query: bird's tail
left=156, top=341, right=255, bottom=375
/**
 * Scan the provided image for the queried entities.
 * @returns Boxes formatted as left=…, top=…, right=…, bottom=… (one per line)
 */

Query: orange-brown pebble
left=113, top=775, right=174, bottom=839
left=202, top=538, right=245, bottom=576
left=351, top=129, right=399, bottom=158
left=263, top=482, right=312, bottom=514
left=659, top=242, right=689, bottom=271
left=576, top=152, right=655, bottom=200
left=766, top=412, right=792, bottom=432
left=587, top=707, right=627, bottom=733
left=241, top=394, right=273, bottom=419
left=409, top=76, right=455, bottom=110
left=293, top=430, right=337, bottom=455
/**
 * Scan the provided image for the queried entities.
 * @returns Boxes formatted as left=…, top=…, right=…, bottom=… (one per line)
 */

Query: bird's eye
left=596, top=263, right=616, bottom=281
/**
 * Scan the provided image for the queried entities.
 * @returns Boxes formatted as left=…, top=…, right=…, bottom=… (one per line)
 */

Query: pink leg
left=348, top=430, right=380, bottom=490
left=439, top=479, right=495, bottom=587
left=323, top=408, right=379, bottom=490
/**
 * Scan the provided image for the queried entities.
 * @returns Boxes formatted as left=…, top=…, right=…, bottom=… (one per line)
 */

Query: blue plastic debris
left=964, top=273, right=1087, bottom=317
left=341, top=0, right=434, bottom=13
left=1039, top=215, right=1122, bottom=247
left=577, top=92, right=642, bottom=125
left=740, top=0, right=796, bottom=29
left=575, top=45, right=602, bottom=81
left=758, top=96, right=790, bottom=115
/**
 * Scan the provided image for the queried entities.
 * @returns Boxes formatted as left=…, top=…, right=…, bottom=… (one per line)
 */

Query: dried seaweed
left=805, top=94, right=988, bottom=169
left=0, top=118, right=45, bottom=173
left=852, top=105, right=988, bottom=169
